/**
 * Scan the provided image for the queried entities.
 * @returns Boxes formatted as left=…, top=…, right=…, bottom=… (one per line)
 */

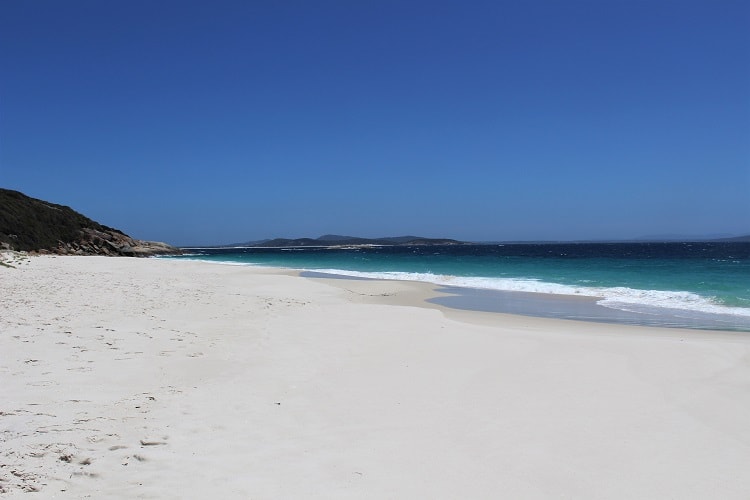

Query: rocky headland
left=0, top=188, right=181, bottom=257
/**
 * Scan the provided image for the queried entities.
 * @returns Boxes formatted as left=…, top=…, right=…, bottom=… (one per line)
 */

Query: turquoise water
left=169, top=242, right=750, bottom=331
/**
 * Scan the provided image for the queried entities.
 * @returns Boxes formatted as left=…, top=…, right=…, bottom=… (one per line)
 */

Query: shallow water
left=171, top=242, right=750, bottom=331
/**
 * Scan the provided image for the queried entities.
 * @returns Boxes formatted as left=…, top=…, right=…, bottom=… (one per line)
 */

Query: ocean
left=168, top=242, right=750, bottom=332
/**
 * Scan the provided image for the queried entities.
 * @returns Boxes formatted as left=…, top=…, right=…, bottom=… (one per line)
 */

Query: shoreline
left=301, top=269, right=750, bottom=332
left=2, top=256, right=750, bottom=497
left=430, top=286, right=750, bottom=332
left=303, top=269, right=750, bottom=340
left=170, top=255, right=750, bottom=331
left=167, top=241, right=750, bottom=326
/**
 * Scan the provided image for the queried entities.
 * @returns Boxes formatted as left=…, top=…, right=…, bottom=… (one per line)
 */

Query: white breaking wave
left=311, top=268, right=750, bottom=318
left=164, top=258, right=750, bottom=319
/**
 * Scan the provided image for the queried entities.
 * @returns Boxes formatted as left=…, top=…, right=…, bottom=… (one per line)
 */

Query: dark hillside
left=0, top=189, right=121, bottom=251
left=0, top=188, right=180, bottom=256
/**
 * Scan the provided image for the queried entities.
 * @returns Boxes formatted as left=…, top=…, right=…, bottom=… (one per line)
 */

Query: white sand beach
left=2, top=255, right=749, bottom=498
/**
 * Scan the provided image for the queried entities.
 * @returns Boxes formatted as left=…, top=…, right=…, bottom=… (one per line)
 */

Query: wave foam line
left=312, top=268, right=750, bottom=318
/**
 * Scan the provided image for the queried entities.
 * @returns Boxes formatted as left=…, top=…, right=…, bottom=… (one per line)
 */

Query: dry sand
left=1, top=255, right=749, bottom=498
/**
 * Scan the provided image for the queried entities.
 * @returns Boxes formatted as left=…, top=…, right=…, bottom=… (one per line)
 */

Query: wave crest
left=312, top=269, right=750, bottom=318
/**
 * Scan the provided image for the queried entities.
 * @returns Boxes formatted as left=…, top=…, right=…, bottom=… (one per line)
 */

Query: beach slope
left=1, top=256, right=749, bottom=498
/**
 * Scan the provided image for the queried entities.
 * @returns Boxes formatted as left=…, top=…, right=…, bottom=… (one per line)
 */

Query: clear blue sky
left=1, top=0, right=748, bottom=245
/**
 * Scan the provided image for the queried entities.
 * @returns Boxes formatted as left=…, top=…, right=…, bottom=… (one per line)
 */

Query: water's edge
left=301, top=271, right=750, bottom=332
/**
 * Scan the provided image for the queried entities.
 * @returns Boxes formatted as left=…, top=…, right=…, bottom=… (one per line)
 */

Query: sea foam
left=311, top=268, right=750, bottom=318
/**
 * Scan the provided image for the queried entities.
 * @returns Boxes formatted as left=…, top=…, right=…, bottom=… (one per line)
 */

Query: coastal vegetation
left=0, top=188, right=180, bottom=256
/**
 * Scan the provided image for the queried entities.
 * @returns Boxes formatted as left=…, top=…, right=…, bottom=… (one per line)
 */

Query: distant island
left=714, top=235, right=750, bottom=243
left=251, top=234, right=466, bottom=247
left=194, top=233, right=750, bottom=249
left=210, top=235, right=466, bottom=248
left=0, top=188, right=181, bottom=257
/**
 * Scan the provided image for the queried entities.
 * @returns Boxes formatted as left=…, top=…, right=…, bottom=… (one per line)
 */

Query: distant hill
left=220, top=233, right=750, bottom=248
left=715, top=234, right=750, bottom=242
left=630, top=234, right=750, bottom=243
left=226, top=235, right=464, bottom=248
left=0, top=188, right=181, bottom=256
left=316, top=234, right=357, bottom=241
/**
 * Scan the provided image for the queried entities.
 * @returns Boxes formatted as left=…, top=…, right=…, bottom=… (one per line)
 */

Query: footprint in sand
left=140, top=437, right=168, bottom=446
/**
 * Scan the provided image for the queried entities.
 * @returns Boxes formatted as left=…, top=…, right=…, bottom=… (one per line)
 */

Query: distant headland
left=189, top=233, right=750, bottom=249
left=213, top=235, right=466, bottom=249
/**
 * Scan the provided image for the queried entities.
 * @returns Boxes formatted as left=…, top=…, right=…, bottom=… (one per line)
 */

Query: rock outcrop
left=0, top=188, right=181, bottom=257
left=47, top=228, right=180, bottom=257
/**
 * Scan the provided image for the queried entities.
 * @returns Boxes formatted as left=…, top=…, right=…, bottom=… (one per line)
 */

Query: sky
left=1, top=0, right=748, bottom=246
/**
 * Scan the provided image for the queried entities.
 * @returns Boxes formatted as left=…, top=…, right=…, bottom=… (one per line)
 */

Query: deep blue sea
left=168, top=242, right=750, bottom=331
